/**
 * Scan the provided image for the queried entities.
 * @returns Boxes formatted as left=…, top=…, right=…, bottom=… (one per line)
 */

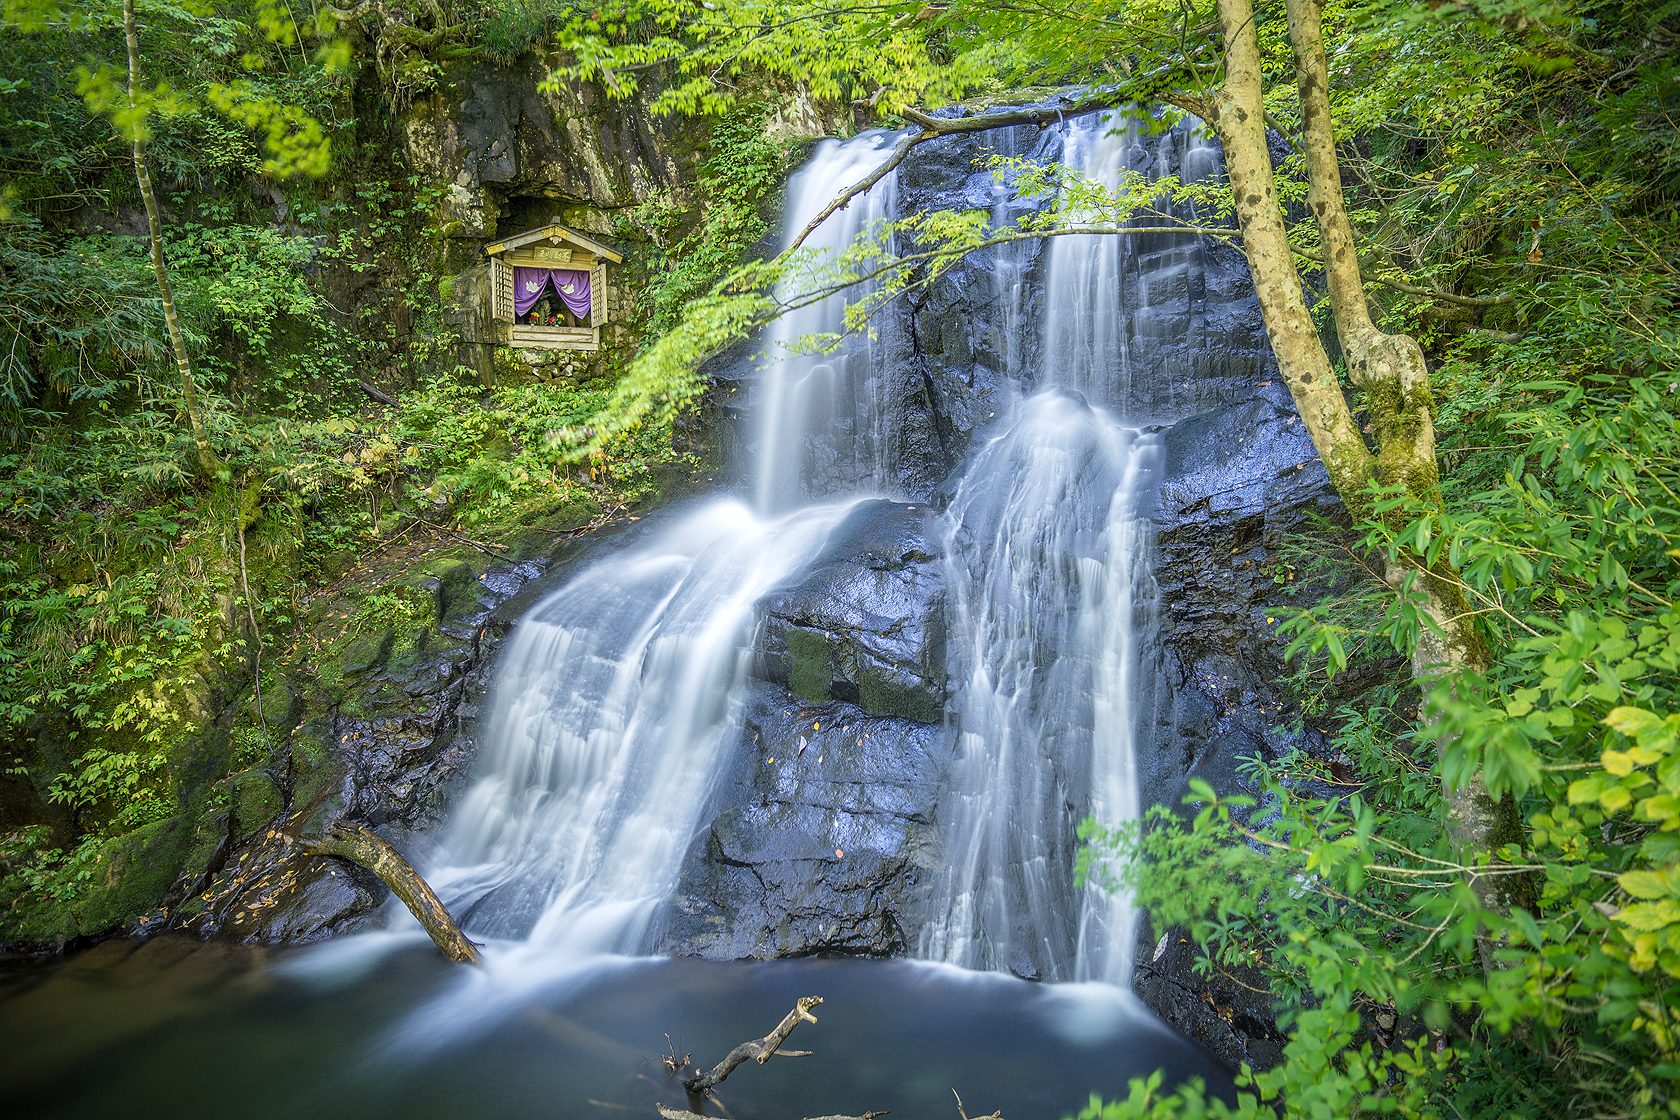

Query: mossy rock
left=229, top=768, right=284, bottom=842
left=316, top=549, right=358, bottom=583
left=287, top=727, right=337, bottom=807
left=430, top=557, right=480, bottom=608
left=339, top=626, right=396, bottom=676
left=2, top=817, right=194, bottom=944
left=858, top=663, right=940, bottom=724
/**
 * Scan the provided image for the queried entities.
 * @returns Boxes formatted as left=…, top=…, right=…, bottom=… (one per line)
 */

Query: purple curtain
left=513, top=266, right=592, bottom=321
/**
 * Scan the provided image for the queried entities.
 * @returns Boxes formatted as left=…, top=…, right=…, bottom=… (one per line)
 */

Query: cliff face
left=403, top=59, right=699, bottom=382
left=400, top=58, right=700, bottom=255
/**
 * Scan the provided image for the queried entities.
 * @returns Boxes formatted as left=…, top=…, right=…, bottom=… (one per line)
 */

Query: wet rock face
left=178, top=557, right=553, bottom=944
left=756, top=499, right=947, bottom=722
left=659, top=681, right=953, bottom=959
left=1142, top=386, right=1353, bottom=814
left=1124, top=387, right=1405, bottom=1070
left=660, top=499, right=953, bottom=958
left=208, top=858, right=386, bottom=946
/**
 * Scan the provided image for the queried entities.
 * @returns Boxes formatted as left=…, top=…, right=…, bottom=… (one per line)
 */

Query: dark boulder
left=659, top=681, right=955, bottom=959
left=756, top=499, right=948, bottom=723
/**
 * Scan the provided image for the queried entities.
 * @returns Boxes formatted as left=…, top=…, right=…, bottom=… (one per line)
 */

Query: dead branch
left=953, top=1090, right=1004, bottom=1120
left=681, top=996, right=823, bottom=1092
left=296, top=821, right=481, bottom=965
left=657, top=1109, right=888, bottom=1120
left=358, top=380, right=399, bottom=407
left=388, top=502, right=518, bottom=563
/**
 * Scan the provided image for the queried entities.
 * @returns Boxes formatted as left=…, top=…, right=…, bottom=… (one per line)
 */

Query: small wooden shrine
left=485, top=219, right=623, bottom=352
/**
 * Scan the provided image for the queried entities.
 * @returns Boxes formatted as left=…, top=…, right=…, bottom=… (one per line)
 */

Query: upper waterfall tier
left=753, top=131, right=904, bottom=513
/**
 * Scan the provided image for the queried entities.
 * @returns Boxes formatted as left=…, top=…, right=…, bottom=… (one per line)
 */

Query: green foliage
left=0, top=827, right=109, bottom=907
left=0, top=223, right=163, bottom=414
left=47, top=747, right=169, bottom=827
left=638, top=106, right=790, bottom=333
left=546, top=0, right=1008, bottom=116
left=475, top=0, right=580, bottom=66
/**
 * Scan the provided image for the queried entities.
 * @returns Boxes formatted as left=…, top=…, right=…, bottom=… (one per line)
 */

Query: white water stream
left=426, top=499, right=860, bottom=953
left=754, top=132, right=902, bottom=513
left=916, top=391, right=1161, bottom=982
left=917, top=110, right=1226, bottom=983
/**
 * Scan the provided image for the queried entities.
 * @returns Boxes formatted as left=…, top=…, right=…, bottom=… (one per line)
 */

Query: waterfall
left=426, top=500, right=856, bottom=952
left=917, top=392, right=1160, bottom=981
left=918, top=108, right=1221, bottom=983
left=1042, top=111, right=1224, bottom=418
left=753, top=132, right=903, bottom=513
left=1041, top=115, right=1135, bottom=404
left=422, top=110, right=1218, bottom=991
left=422, top=136, right=899, bottom=956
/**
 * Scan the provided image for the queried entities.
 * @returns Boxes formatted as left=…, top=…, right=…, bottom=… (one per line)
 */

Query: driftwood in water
left=681, top=995, right=822, bottom=1092
left=657, top=1108, right=889, bottom=1120
left=952, top=1090, right=1005, bottom=1120
left=297, top=821, right=481, bottom=965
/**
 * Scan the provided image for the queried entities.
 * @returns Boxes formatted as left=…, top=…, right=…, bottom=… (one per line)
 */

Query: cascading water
left=420, top=136, right=901, bottom=960
left=1041, top=115, right=1136, bottom=403
left=917, top=392, right=1161, bottom=982
left=754, top=132, right=902, bottom=513
left=429, top=108, right=1213, bottom=993
left=918, top=108, right=1223, bottom=984
left=426, top=500, right=858, bottom=953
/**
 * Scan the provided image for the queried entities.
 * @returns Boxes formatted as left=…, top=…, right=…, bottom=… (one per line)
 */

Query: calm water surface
left=0, top=935, right=1229, bottom=1119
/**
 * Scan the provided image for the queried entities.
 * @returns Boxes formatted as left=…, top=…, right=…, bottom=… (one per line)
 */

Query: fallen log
left=296, top=821, right=481, bottom=965
left=681, top=995, right=822, bottom=1092
left=358, top=380, right=399, bottom=407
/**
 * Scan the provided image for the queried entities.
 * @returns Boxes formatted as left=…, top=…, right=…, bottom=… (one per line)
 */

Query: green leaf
left=1619, top=869, right=1675, bottom=900
left=1511, top=907, right=1545, bottom=949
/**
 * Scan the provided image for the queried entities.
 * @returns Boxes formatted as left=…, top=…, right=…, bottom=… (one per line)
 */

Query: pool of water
left=0, top=935, right=1230, bottom=1119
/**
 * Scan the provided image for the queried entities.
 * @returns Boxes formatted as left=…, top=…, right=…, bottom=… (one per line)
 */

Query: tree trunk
left=1206, top=0, right=1375, bottom=510
left=1211, top=0, right=1529, bottom=923
left=297, top=821, right=482, bottom=964
left=124, top=0, right=220, bottom=481
left=1281, top=0, right=1530, bottom=924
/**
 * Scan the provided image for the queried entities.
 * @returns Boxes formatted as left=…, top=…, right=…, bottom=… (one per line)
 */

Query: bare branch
left=784, top=128, right=922, bottom=255
left=682, top=996, right=824, bottom=1092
